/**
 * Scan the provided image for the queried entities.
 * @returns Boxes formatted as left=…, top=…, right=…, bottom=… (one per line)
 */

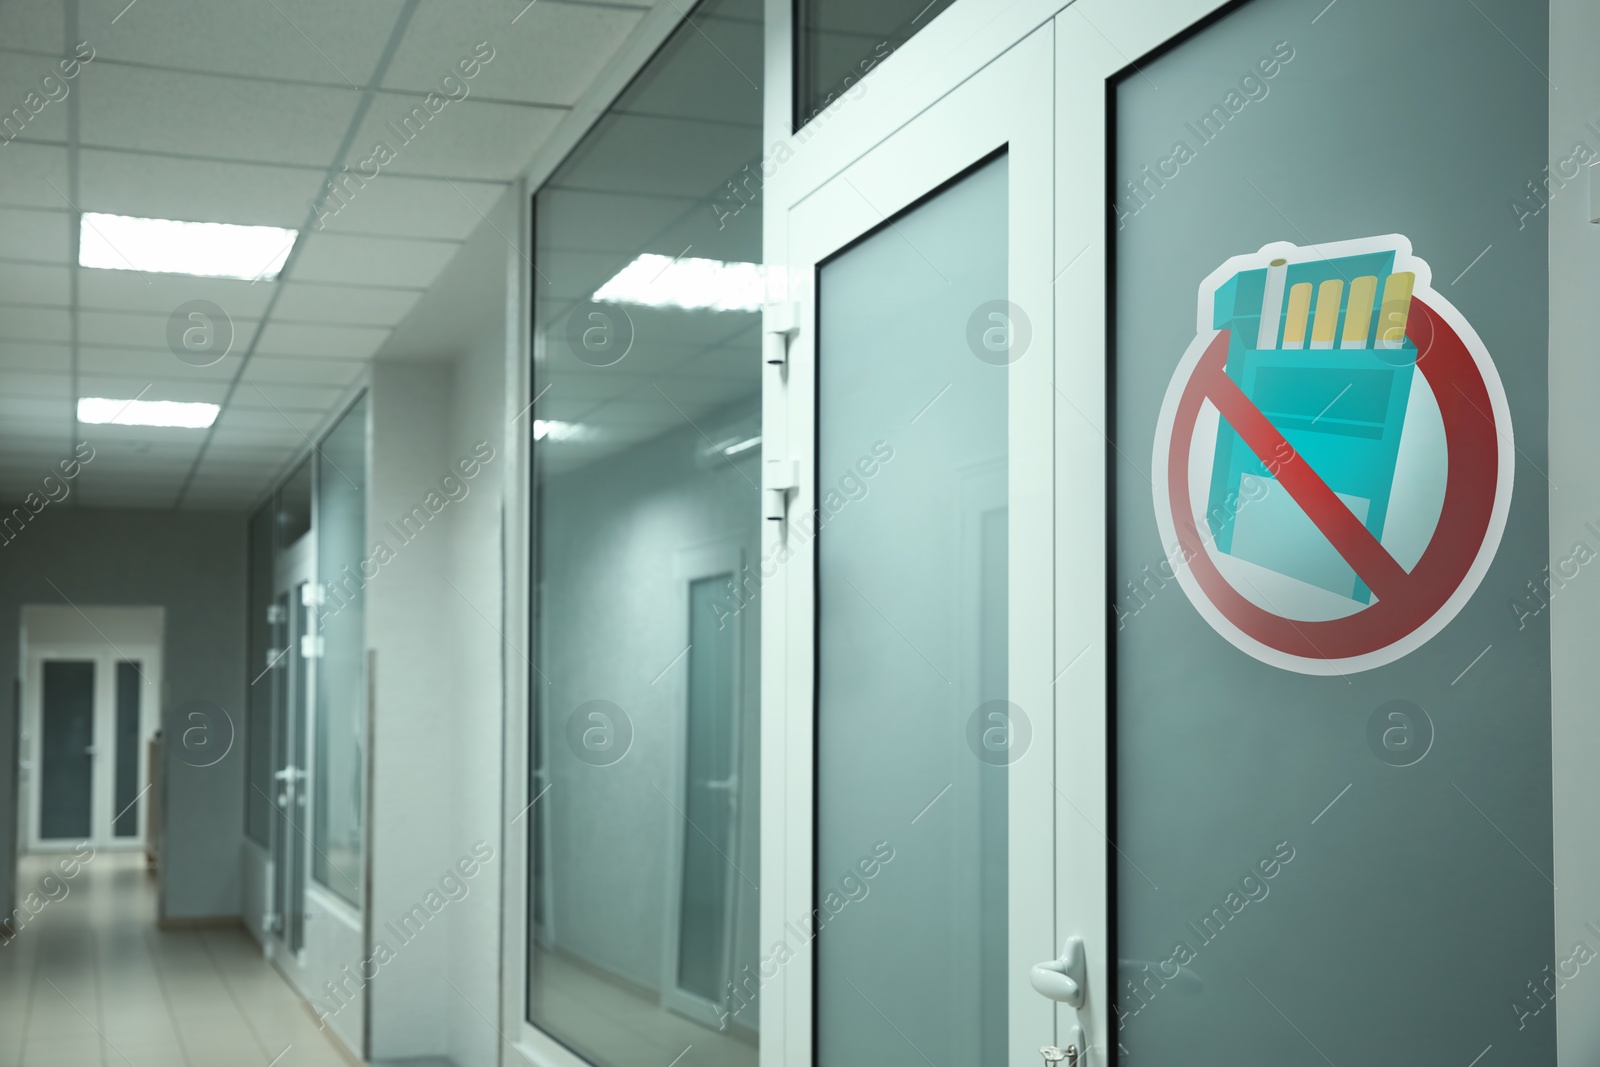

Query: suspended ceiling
left=0, top=0, right=653, bottom=510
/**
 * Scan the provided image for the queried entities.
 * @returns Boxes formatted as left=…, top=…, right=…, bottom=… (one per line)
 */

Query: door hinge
left=763, top=301, right=801, bottom=366
left=763, top=458, right=798, bottom=521
left=267, top=604, right=287, bottom=624
left=301, top=584, right=326, bottom=608
left=300, top=634, right=324, bottom=658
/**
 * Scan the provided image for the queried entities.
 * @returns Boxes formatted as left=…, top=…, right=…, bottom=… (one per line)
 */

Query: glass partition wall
left=243, top=391, right=369, bottom=942
left=528, top=0, right=763, bottom=1063
left=314, top=396, right=368, bottom=905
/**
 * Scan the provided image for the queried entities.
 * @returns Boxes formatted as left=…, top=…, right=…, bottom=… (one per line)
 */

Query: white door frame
left=763, top=21, right=1058, bottom=1067
left=22, top=641, right=162, bottom=852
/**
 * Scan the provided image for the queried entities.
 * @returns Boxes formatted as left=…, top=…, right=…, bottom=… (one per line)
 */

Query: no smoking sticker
left=1151, top=235, right=1514, bottom=675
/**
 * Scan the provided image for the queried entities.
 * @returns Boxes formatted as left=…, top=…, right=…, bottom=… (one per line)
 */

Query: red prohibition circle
left=1166, top=298, right=1501, bottom=661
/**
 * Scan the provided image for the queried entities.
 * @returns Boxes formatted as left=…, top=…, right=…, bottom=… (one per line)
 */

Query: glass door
left=27, top=646, right=159, bottom=850
left=269, top=549, right=315, bottom=979
left=774, top=26, right=1058, bottom=1065
left=37, top=659, right=95, bottom=843
left=1058, top=0, right=1553, bottom=1061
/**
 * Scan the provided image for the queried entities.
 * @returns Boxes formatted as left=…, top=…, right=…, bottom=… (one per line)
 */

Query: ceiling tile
left=274, top=281, right=421, bottom=325
left=231, top=382, right=348, bottom=410
left=76, top=346, right=238, bottom=384
left=0, top=341, right=71, bottom=373
left=78, top=64, right=359, bottom=166
left=0, top=371, right=69, bottom=397
left=0, top=305, right=70, bottom=342
left=77, top=375, right=227, bottom=404
left=347, top=95, right=561, bottom=181
left=0, top=0, right=67, bottom=52
left=0, top=262, right=69, bottom=305
left=383, top=0, right=643, bottom=107
left=256, top=321, right=390, bottom=359
left=0, top=53, right=73, bottom=143
left=291, top=232, right=461, bottom=289
left=0, top=207, right=69, bottom=262
left=80, top=0, right=405, bottom=85
left=0, top=142, right=70, bottom=211
left=214, top=407, right=327, bottom=433
left=0, top=394, right=70, bottom=422
left=315, top=171, right=508, bottom=240
left=205, top=425, right=309, bottom=450
left=241, top=355, right=367, bottom=387
left=78, top=270, right=276, bottom=319
left=77, top=309, right=262, bottom=355
left=79, top=149, right=325, bottom=229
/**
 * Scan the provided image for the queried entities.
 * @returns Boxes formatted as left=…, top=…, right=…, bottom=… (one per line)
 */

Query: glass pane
left=794, top=0, right=955, bottom=129
left=1111, top=1, right=1551, bottom=1064
left=113, top=661, right=141, bottom=838
left=246, top=502, right=275, bottom=846
left=815, top=155, right=1008, bottom=1067
left=677, top=575, right=738, bottom=1002
left=40, top=660, right=95, bottom=840
left=314, top=395, right=367, bottom=905
left=528, top=0, right=762, bottom=1060
left=278, top=457, right=312, bottom=546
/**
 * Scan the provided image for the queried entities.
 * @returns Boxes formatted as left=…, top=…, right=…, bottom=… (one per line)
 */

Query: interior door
left=28, top=647, right=158, bottom=850
left=38, top=659, right=95, bottom=843
left=269, top=547, right=314, bottom=985
left=773, top=26, right=1058, bottom=1065
left=1057, top=0, right=1554, bottom=1062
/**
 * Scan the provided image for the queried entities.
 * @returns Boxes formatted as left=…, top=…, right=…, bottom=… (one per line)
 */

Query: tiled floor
left=0, top=850, right=355, bottom=1067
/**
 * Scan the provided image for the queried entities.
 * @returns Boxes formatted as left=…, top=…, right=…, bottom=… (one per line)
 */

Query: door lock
left=1040, top=1026, right=1085, bottom=1065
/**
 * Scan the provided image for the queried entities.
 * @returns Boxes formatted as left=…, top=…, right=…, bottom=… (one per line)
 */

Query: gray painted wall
left=0, top=505, right=247, bottom=923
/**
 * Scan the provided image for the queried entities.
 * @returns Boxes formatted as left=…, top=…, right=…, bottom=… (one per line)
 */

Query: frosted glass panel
left=1111, top=0, right=1551, bottom=1063
left=815, top=155, right=1008, bottom=1067
left=314, top=394, right=367, bottom=906
left=40, top=660, right=94, bottom=841
left=113, top=661, right=141, bottom=838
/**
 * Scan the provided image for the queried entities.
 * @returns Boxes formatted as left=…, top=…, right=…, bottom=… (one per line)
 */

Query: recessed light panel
left=78, top=213, right=298, bottom=281
left=592, top=254, right=767, bottom=313
left=78, top=397, right=220, bottom=429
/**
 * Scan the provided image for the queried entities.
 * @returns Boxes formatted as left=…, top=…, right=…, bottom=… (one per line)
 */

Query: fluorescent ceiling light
left=593, top=254, right=767, bottom=313
left=78, top=397, right=220, bottom=429
left=533, top=419, right=586, bottom=442
left=78, top=212, right=298, bottom=280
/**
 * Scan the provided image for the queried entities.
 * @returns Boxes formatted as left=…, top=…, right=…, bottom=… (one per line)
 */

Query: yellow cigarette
left=1376, top=271, right=1416, bottom=349
left=1281, top=282, right=1312, bottom=350
left=1341, top=275, right=1378, bottom=349
left=1310, top=279, right=1343, bottom=350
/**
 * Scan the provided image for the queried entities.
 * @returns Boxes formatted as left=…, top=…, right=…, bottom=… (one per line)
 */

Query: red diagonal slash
left=1167, top=297, right=1502, bottom=661
left=1194, top=341, right=1410, bottom=603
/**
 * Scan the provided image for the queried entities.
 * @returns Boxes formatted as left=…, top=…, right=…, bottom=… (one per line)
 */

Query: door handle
left=1030, top=937, right=1086, bottom=1008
